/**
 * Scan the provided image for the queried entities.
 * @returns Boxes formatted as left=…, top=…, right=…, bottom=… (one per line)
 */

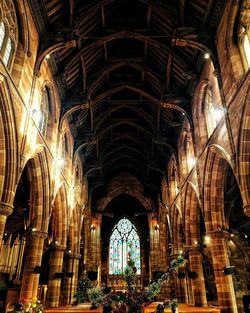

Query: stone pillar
left=170, top=254, right=188, bottom=303
left=20, top=230, right=48, bottom=300
left=188, top=246, right=207, bottom=307
left=208, top=230, right=238, bottom=313
left=0, top=203, right=13, bottom=252
left=63, top=253, right=81, bottom=305
left=46, top=245, right=66, bottom=307
left=148, top=214, right=160, bottom=279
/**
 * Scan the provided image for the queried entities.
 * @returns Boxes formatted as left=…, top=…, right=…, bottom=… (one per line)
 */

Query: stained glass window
left=109, top=217, right=141, bottom=275
left=0, top=22, right=6, bottom=50
left=3, top=37, right=12, bottom=66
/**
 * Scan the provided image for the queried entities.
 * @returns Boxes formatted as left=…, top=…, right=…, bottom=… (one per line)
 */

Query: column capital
left=0, top=202, right=13, bottom=216
left=53, top=244, right=67, bottom=251
left=184, top=245, right=202, bottom=253
left=29, top=230, right=48, bottom=239
left=243, top=204, right=250, bottom=218
left=67, top=253, right=81, bottom=259
left=206, top=229, right=229, bottom=239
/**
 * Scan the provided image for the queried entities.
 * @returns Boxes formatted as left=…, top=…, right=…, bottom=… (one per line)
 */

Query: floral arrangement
left=155, top=299, right=178, bottom=313
left=87, top=255, right=186, bottom=313
left=74, top=275, right=93, bottom=304
left=13, top=297, right=43, bottom=313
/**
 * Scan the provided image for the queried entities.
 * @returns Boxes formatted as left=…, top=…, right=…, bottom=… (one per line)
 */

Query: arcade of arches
left=0, top=1, right=249, bottom=313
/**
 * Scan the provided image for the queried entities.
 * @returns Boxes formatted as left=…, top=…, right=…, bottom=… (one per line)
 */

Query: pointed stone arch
left=203, top=146, right=235, bottom=231
left=184, top=182, right=202, bottom=246
left=238, top=85, right=250, bottom=217
left=51, top=184, right=68, bottom=247
left=0, top=75, right=18, bottom=208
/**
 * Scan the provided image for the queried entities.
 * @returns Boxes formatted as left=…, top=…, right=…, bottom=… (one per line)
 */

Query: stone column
left=63, top=253, right=81, bottom=305
left=208, top=230, right=238, bottom=313
left=148, top=214, right=160, bottom=279
left=170, top=254, right=188, bottom=303
left=0, top=203, right=13, bottom=252
left=187, top=246, right=207, bottom=307
left=20, top=230, right=48, bottom=300
left=46, top=245, right=66, bottom=307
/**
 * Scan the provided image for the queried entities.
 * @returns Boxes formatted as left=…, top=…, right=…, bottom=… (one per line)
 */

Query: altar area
left=45, top=303, right=220, bottom=313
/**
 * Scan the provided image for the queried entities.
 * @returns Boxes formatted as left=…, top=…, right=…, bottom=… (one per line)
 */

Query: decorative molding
left=0, top=202, right=13, bottom=216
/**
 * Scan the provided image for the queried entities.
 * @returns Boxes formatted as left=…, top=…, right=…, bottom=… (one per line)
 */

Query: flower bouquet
left=13, top=297, right=43, bottom=313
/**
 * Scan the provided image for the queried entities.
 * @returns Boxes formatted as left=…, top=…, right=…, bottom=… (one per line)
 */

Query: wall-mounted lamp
left=58, top=158, right=65, bottom=167
left=155, top=224, right=160, bottom=231
left=91, top=224, right=96, bottom=231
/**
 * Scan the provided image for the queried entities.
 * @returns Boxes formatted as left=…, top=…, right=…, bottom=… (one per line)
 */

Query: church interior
left=0, top=0, right=250, bottom=312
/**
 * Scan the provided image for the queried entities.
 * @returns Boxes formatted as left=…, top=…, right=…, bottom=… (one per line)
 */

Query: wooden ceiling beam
left=179, top=0, right=186, bottom=26
left=101, top=6, right=106, bottom=28
left=80, top=56, right=87, bottom=94
left=166, top=55, right=172, bottom=93
left=147, top=6, right=152, bottom=28
left=69, top=0, right=75, bottom=28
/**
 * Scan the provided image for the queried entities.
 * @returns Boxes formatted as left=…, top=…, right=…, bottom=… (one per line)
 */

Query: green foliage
left=155, top=299, right=178, bottom=313
left=86, top=255, right=184, bottom=312
left=74, top=276, right=93, bottom=303
left=87, top=287, right=105, bottom=308
left=147, top=281, right=161, bottom=300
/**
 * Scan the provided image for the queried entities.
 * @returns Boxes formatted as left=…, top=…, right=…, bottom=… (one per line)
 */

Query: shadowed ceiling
left=28, top=0, right=226, bottom=210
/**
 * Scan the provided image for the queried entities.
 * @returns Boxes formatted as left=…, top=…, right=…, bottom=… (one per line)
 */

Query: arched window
left=204, top=87, right=216, bottom=137
left=3, top=37, right=13, bottom=66
left=184, top=134, right=195, bottom=172
left=0, top=0, right=17, bottom=69
left=109, top=217, right=141, bottom=275
left=238, top=1, right=250, bottom=71
left=0, top=22, right=6, bottom=50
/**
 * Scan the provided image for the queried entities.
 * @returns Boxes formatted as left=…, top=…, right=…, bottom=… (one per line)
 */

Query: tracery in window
left=0, top=22, right=5, bottom=50
left=109, top=217, right=140, bottom=275
left=204, top=87, right=216, bottom=137
left=0, top=0, right=17, bottom=68
left=3, top=37, right=12, bottom=65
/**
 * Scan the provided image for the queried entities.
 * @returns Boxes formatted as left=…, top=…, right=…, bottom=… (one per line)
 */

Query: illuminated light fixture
left=68, top=250, right=72, bottom=254
left=32, top=227, right=36, bottom=232
left=58, top=158, right=65, bottom=167
left=54, top=241, right=59, bottom=245
left=204, top=53, right=210, bottom=59
left=176, top=187, right=180, bottom=193
left=188, top=157, right=196, bottom=168
left=245, top=234, right=248, bottom=238
left=182, top=112, right=185, bottom=116
left=91, top=224, right=96, bottom=230
left=204, top=235, right=210, bottom=243
left=194, top=240, right=198, bottom=245
left=155, top=224, right=160, bottom=230
left=179, top=250, right=183, bottom=254
left=45, top=54, right=50, bottom=60
left=32, top=109, right=42, bottom=124
left=214, top=108, right=224, bottom=121
left=230, top=233, right=234, bottom=237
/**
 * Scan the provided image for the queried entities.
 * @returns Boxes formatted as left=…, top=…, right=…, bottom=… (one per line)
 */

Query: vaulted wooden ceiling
left=29, top=0, right=226, bottom=209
